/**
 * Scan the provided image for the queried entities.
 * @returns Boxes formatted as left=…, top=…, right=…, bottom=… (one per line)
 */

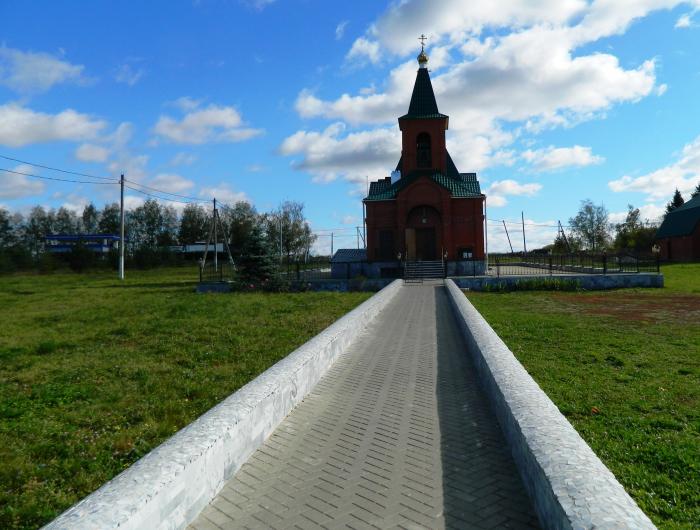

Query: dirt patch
left=551, top=292, right=700, bottom=324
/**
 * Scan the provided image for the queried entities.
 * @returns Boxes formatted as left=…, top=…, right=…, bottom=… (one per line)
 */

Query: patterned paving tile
left=189, top=283, right=540, bottom=529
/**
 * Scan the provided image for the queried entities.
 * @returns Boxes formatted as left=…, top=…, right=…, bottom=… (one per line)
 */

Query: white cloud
left=346, top=38, right=382, bottom=64
left=199, top=183, right=249, bottom=204
left=153, top=103, right=263, bottom=145
left=0, top=103, right=106, bottom=147
left=609, top=203, right=666, bottom=225
left=336, top=20, right=349, bottom=40
left=240, top=0, right=275, bottom=10
left=487, top=179, right=542, bottom=208
left=522, top=145, right=604, bottom=171
left=487, top=218, right=559, bottom=253
left=0, top=164, right=44, bottom=199
left=75, top=143, right=110, bottom=163
left=168, top=96, right=203, bottom=112
left=0, top=45, right=87, bottom=93
left=246, top=164, right=266, bottom=173
left=279, top=123, right=400, bottom=184
left=285, top=0, right=685, bottom=181
left=170, top=152, right=197, bottom=166
left=149, top=173, right=194, bottom=193
left=609, top=134, right=700, bottom=200
left=114, top=63, right=144, bottom=86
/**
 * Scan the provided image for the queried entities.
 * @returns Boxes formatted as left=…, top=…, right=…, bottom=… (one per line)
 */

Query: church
left=332, top=42, right=486, bottom=279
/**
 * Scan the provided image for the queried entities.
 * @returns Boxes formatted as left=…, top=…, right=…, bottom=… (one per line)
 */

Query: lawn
left=467, top=263, right=700, bottom=529
left=0, top=268, right=372, bottom=529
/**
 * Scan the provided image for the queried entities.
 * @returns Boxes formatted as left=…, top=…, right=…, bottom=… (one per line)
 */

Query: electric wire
left=124, top=179, right=209, bottom=203
left=123, top=184, right=205, bottom=205
left=0, top=154, right=115, bottom=181
left=0, top=167, right=118, bottom=185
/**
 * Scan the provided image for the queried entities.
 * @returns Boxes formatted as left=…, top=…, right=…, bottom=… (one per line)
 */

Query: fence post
left=603, top=254, right=607, bottom=275
left=296, top=262, right=300, bottom=281
left=656, top=254, right=660, bottom=274
left=497, top=256, right=500, bottom=278
left=549, top=256, right=552, bottom=276
left=636, top=256, right=640, bottom=273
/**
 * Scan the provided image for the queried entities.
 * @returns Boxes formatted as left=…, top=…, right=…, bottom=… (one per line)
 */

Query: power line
left=0, top=167, right=117, bottom=185
left=0, top=154, right=115, bottom=181
left=123, top=184, right=204, bottom=205
left=124, top=179, right=209, bottom=203
left=488, top=218, right=569, bottom=228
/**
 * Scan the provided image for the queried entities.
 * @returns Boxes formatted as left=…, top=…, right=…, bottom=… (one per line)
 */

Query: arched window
left=416, top=132, right=431, bottom=168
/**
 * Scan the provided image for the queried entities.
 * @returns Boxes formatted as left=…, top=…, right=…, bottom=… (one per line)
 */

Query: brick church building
left=359, top=45, right=486, bottom=277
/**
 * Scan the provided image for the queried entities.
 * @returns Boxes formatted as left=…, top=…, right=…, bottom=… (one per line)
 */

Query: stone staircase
left=404, top=260, right=445, bottom=283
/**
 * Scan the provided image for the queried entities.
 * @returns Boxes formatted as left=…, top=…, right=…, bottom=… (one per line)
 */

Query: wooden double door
left=406, top=227, right=437, bottom=261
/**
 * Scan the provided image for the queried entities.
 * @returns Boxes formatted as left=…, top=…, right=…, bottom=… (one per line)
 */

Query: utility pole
left=356, top=227, right=360, bottom=249
left=521, top=211, right=527, bottom=254
left=213, top=198, right=218, bottom=272
left=331, top=232, right=334, bottom=258
left=119, top=174, right=125, bottom=280
left=502, top=220, right=514, bottom=253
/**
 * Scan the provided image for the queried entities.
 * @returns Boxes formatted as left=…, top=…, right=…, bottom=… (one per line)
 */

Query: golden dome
left=417, top=49, right=428, bottom=65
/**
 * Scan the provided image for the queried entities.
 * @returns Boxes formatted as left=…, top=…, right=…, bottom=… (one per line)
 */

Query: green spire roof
left=399, top=68, right=448, bottom=121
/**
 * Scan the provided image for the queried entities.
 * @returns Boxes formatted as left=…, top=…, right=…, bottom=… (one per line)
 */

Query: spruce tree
left=692, top=182, right=700, bottom=199
left=237, top=221, right=277, bottom=287
left=665, top=189, right=685, bottom=214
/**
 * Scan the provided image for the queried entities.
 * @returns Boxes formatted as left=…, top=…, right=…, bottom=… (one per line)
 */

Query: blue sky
left=1, top=0, right=700, bottom=252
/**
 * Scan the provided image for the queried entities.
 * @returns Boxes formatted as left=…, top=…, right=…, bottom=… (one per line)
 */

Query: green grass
left=0, top=268, right=371, bottom=529
left=467, top=263, right=700, bottom=529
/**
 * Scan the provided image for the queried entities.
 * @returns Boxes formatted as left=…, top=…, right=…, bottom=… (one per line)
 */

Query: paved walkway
left=190, top=283, right=540, bottom=529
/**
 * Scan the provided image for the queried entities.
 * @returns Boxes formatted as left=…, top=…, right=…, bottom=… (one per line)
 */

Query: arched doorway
left=405, top=205, right=441, bottom=260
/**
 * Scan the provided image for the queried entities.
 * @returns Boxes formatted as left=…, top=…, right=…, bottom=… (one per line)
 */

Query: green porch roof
left=364, top=171, right=482, bottom=201
left=656, top=195, right=700, bottom=238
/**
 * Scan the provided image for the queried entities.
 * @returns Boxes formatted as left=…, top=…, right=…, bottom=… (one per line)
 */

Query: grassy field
left=467, top=263, right=700, bottom=529
left=0, top=268, right=372, bottom=529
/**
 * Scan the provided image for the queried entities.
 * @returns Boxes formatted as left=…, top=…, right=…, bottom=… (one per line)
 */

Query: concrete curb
left=444, top=279, right=656, bottom=530
left=45, top=280, right=403, bottom=530
left=450, top=272, right=663, bottom=291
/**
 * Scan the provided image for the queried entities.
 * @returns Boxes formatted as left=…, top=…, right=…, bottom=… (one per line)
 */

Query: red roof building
left=362, top=46, right=486, bottom=276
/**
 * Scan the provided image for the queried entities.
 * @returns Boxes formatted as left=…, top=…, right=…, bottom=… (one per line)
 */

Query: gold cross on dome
left=418, top=34, right=427, bottom=49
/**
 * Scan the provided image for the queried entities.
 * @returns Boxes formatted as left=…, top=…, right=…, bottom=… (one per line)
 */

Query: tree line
left=550, top=184, right=700, bottom=254
left=0, top=199, right=316, bottom=274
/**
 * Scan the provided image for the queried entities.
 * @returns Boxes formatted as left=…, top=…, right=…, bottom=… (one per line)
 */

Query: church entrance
left=405, top=205, right=440, bottom=261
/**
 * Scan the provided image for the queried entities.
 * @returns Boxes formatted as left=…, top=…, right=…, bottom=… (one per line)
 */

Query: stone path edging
left=444, top=279, right=656, bottom=530
left=45, top=280, right=403, bottom=530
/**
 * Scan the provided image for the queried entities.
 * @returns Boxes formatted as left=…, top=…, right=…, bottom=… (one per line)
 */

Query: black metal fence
left=275, top=260, right=333, bottom=281
left=487, top=253, right=661, bottom=277
left=199, top=262, right=235, bottom=282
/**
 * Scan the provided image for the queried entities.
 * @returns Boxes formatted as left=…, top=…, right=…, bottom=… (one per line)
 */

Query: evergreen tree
left=237, top=221, right=276, bottom=286
left=665, top=189, right=685, bottom=214
left=692, top=182, right=700, bottom=199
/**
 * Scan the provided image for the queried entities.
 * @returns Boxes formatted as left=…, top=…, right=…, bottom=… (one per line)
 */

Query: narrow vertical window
left=416, top=132, right=431, bottom=168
